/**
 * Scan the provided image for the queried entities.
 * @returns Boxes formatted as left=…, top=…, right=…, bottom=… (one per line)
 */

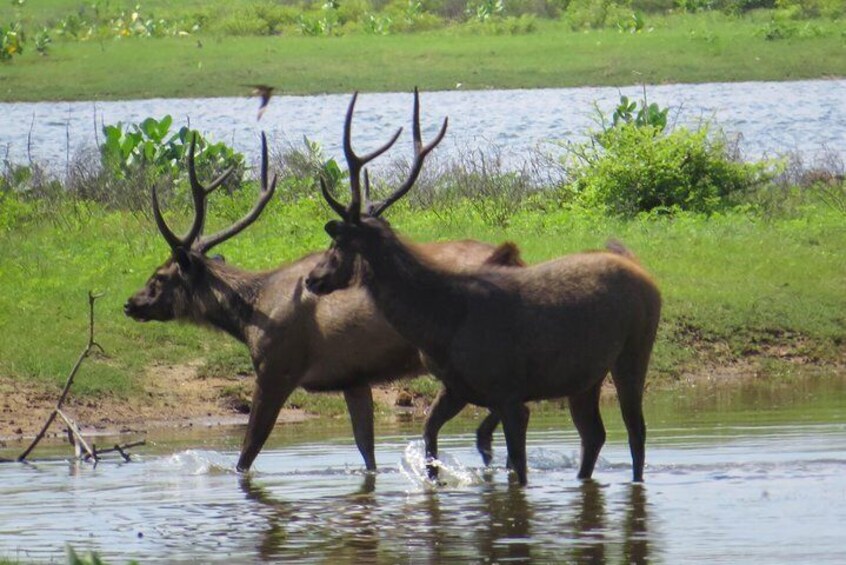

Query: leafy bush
left=0, top=22, right=24, bottom=61
left=775, top=0, right=845, bottom=19
left=565, top=0, right=633, bottom=29
left=564, top=122, right=772, bottom=215
left=100, top=115, right=245, bottom=190
left=562, top=96, right=773, bottom=215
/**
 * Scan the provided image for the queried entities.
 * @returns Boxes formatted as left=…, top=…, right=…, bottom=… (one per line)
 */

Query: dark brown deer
left=124, top=133, right=522, bottom=472
left=305, top=90, right=662, bottom=485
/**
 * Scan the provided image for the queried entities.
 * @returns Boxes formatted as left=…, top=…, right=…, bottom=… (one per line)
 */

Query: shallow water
left=1, top=374, right=844, bottom=563
left=1, top=79, right=844, bottom=174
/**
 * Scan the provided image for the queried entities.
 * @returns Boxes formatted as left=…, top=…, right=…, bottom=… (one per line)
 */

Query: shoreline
left=2, top=353, right=842, bottom=449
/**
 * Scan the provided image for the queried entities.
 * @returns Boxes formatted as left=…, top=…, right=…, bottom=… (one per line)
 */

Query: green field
left=1, top=190, right=844, bottom=401
left=0, top=4, right=844, bottom=101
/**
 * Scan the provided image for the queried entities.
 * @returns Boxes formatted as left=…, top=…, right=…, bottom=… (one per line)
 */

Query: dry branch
left=16, top=291, right=142, bottom=463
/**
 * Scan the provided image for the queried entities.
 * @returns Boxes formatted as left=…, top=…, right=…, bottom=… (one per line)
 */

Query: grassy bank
left=1, top=11, right=844, bottom=101
left=1, top=192, right=844, bottom=406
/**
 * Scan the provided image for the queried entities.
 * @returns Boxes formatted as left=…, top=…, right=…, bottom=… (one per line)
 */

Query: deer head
left=124, top=133, right=277, bottom=322
left=306, top=88, right=447, bottom=296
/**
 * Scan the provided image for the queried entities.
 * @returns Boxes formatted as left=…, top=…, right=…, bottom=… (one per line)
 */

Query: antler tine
left=197, top=132, right=278, bottom=254
left=321, top=177, right=348, bottom=219
left=151, top=184, right=184, bottom=252
left=342, top=92, right=402, bottom=223
left=370, top=88, right=448, bottom=218
left=183, top=133, right=210, bottom=246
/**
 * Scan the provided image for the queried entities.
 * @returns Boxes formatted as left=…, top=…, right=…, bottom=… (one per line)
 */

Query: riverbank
left=1, top=13, right=845, bottom=102
left=1, top=198, right=844, bottom=447
left=2, top=353, right=840, bottom=448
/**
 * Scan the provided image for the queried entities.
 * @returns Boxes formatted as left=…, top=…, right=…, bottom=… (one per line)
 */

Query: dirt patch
left=0, top=360, right=310, bottom=446
left=2, top=349, right=842, bottom=452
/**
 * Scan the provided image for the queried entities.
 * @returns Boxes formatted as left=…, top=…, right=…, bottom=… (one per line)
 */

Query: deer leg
left=423, top=387, right=467, bottom=481
left=237, top=378, right=295, bottom=472
left=343, top=384, right=376, bottom=471
left=612, top=354, right=649, bottom=483
left=568, top=380, right=606, bottom=481
left=499, top=402, right=530, bottom=485
left=475, top=411, right=501, bottom=466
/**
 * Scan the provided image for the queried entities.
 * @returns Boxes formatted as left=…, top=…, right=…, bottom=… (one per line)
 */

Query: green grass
left=1, top=12, right=844, bottom=101
left=1, top=190, right=844, bottom=401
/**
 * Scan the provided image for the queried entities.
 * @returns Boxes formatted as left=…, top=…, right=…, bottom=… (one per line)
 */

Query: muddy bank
left=1, top=351, right=842, bottom=450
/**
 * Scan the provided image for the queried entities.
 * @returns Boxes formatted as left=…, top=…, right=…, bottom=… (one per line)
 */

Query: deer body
left=304, top=90, right=661, bottom=485
left=125, top=134, right=520, bottom=472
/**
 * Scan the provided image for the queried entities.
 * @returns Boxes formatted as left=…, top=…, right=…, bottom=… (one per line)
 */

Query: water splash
left=399, top=440, right=483, bottom=490
left=527, top=447, right=577, bottom=471
left=151, top=450, right=236, bottom=475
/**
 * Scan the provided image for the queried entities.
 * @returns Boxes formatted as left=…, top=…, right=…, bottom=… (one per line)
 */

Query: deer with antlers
left=305, top=89, right=662, bottom=485
left=124, top=133, right=522, bottom=472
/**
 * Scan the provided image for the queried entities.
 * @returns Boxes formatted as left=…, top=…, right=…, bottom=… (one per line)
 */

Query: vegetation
left=1, top=95, right=844, bottom=416
left=562, top=95, right=775, bottom=215
left=0, top=3, right=843, bottom=100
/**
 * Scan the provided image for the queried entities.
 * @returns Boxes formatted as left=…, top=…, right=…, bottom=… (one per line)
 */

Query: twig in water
left=17, top=291, right=107, bottom=462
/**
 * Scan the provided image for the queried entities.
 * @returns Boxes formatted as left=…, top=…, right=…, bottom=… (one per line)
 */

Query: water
left=1, top=79, right=844, bottom=175
left=1, top=374, right=844, bottom=563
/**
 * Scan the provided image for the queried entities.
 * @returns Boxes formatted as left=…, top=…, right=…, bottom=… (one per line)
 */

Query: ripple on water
left=0, top=79, right=843, bottom=172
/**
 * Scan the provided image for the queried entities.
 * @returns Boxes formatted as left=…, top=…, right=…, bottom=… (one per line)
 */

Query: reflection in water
left=240, top=472, right=653, bottom=563
left=2, top=373, right=844, bottom=563
left=624, top=484, right=650, bottom=565
left=477, top=479, right=533, bottom=562
left=570, top=480, right=607, bottom=563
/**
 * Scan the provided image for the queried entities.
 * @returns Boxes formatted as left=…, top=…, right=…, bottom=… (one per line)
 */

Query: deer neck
left=193, top=262, right=266, bottom=343
left=359, top=232, right=466, bottom=358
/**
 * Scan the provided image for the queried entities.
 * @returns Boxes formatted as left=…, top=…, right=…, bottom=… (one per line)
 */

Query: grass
left=0, top=12, right=844, bottom=101
left=1, top=188, right=844, bottom=407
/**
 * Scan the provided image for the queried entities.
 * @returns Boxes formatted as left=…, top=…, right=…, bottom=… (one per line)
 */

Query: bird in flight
left=244, top=84, right=274, bottom=121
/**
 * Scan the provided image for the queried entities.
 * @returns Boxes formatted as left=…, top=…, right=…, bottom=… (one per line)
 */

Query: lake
left=1, top=372, right=844, bottom=563
left=1, top=79, right=844, bottom=176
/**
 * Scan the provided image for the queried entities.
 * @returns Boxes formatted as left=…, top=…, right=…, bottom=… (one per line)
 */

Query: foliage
left=775, top=0, right=845, bottom=19
left=611, top=94, right=669, bottom=129
left=565, top=0, right=634, bottom=29
left=0, top=21, right=24, bottom=61
left=0, top=190, right=36, bottom=231
left=100, top=115, right=245, bottom=192
left=756, top=17, right=827, bottom=40
left=467, top=0, right=505, bottom=21
left=562, top=96, right=773, bottom=215
left=33, top=26, right=50, bottom=54
left=272, top=136, right=346, bottom=202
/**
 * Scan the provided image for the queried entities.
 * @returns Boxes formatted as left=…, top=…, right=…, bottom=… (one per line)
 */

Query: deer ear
left=324, top=220, right=345, bottom=240
left=174, top=247, right=193, bottom=271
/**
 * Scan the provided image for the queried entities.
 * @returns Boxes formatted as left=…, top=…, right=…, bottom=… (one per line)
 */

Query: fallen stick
left=17, top=291, right=106, bottom=462
left=86, top=441, right=147, bottom=463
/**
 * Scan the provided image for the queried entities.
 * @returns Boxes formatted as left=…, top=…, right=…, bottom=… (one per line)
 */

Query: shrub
left=564, top=122, right=772, bottom=215
left=100, top=115, right=245, bottom=190
left=565, top=0, right=633, bottom=30
left=0, top=22, right=25, bottom=61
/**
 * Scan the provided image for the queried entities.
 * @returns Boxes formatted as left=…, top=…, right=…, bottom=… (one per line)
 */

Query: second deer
left=306, top=89, right=662, bottom=485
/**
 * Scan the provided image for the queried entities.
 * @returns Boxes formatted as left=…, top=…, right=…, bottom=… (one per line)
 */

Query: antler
left=368, top=88, right=448, bottom=218
left=196, top=132, right=278, bottom=253
left=152, top=132, right=274, bottom=255
left=321, top=91, right=403, bottom=223
left=152, top=133, right=236, bottom=252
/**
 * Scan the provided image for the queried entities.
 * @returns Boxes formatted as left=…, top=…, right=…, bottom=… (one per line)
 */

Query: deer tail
left=605, top=239, right=639, bottom=262
left=484, top=241, right=525, bottom=267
